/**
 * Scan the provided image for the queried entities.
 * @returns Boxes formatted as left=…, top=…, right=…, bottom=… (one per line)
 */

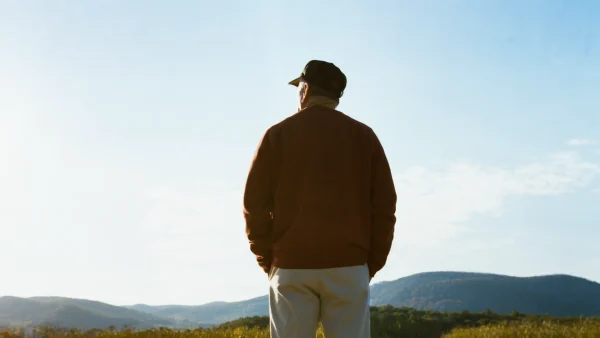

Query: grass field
left=445, top=319, right=600, bottom=338
left=3, top=320, right=600, bottom=338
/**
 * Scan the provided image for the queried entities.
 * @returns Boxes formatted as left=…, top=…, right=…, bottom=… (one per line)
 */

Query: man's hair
left=308, top=84, right=340, bottom=101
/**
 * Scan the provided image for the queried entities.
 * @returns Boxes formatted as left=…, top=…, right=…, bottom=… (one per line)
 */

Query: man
left=243, top=60, right=397, bottom=338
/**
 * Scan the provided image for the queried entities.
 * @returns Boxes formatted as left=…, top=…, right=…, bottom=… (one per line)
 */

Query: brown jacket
left=243, top=105, right=397, bottom=278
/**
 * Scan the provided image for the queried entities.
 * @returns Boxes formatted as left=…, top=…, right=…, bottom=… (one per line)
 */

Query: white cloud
left=567, top=138, right=599, bottom=146
left=394, top=151, right=599, bottom=243
left=371, top=150, right=600, bottom=283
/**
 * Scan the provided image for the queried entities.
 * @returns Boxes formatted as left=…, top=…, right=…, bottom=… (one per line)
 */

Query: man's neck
left=300, top=96, right=339, bottom=111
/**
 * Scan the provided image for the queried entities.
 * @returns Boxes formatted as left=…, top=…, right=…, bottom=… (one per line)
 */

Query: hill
left=127, top=296, right=268, bottom=325
left=369, top=271, right=600, bottom=316
left=130, top=272, right=600, bottom=324
left=0, top=296, right=195, bottom=330
left=3, top=272, right=599, bottom=328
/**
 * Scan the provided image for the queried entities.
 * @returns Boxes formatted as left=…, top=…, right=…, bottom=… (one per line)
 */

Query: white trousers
left=268, top=264, right=370, bottom=338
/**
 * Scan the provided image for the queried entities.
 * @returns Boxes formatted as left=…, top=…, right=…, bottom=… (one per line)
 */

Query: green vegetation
left=2, top=307, right=599, bottom=338
left=446, top=319, right=600, bottom=338
left=215, top=316, right=269, bottom=330
left=0, top=327, right=274, bottom=338
left=368, top=306, right=599, bottom=337
left=214, top=307, right=600, bottom=337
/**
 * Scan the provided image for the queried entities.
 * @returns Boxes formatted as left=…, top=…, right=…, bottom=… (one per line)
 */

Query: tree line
left=218, top=305, right=600, bottom=338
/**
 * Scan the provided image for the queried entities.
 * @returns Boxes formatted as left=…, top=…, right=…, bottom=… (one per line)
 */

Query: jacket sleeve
left=243, top=129, right=275, bottom=274
left=367, top=129, right=397, bottom=278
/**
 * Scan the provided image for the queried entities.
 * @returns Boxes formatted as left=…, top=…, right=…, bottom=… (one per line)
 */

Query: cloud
left=567, top=138, right=599, bottom=146
left=392, top=151, right=600, bottom=251
left=366, top=150, right=600, bottom=284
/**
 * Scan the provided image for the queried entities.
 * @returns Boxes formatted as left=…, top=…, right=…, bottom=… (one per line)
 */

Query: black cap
left=288, top=60, right=347, bottom=98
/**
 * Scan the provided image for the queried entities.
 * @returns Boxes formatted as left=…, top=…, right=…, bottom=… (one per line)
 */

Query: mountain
left=0, top=296, right=196, bottom=330
left=369, top=271, right=600, bottom=316
left=127, top=296, right=268, bottom=325
left=3, top=272, right=600, bottom=329
left=130, top=272, right=600, bottom=324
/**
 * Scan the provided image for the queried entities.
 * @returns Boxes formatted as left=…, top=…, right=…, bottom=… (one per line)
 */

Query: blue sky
left=1, top=0, right=599, bottom=306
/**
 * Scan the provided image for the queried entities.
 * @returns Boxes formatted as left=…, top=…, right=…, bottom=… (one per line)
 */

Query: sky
left=1, top=0, right=599, bottom=306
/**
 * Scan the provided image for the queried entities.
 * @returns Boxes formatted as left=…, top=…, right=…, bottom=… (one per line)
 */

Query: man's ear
left=300, top=82, right=310, bottom=104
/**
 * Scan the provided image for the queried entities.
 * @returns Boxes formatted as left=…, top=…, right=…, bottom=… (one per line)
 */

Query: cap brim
left=288, top=77, right=302, bottom=87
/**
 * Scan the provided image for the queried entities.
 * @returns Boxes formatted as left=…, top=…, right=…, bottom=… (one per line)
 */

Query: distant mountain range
left=126, top=296, right=268, bottom=325
left=0, top=296, right=183, bottom=330
left=2, top=272, right=599, bottom=330
left=368, top=271, right=600, bottom=316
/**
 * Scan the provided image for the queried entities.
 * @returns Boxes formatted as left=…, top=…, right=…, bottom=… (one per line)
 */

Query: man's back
left=244, top=105, right=397, bottom=279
